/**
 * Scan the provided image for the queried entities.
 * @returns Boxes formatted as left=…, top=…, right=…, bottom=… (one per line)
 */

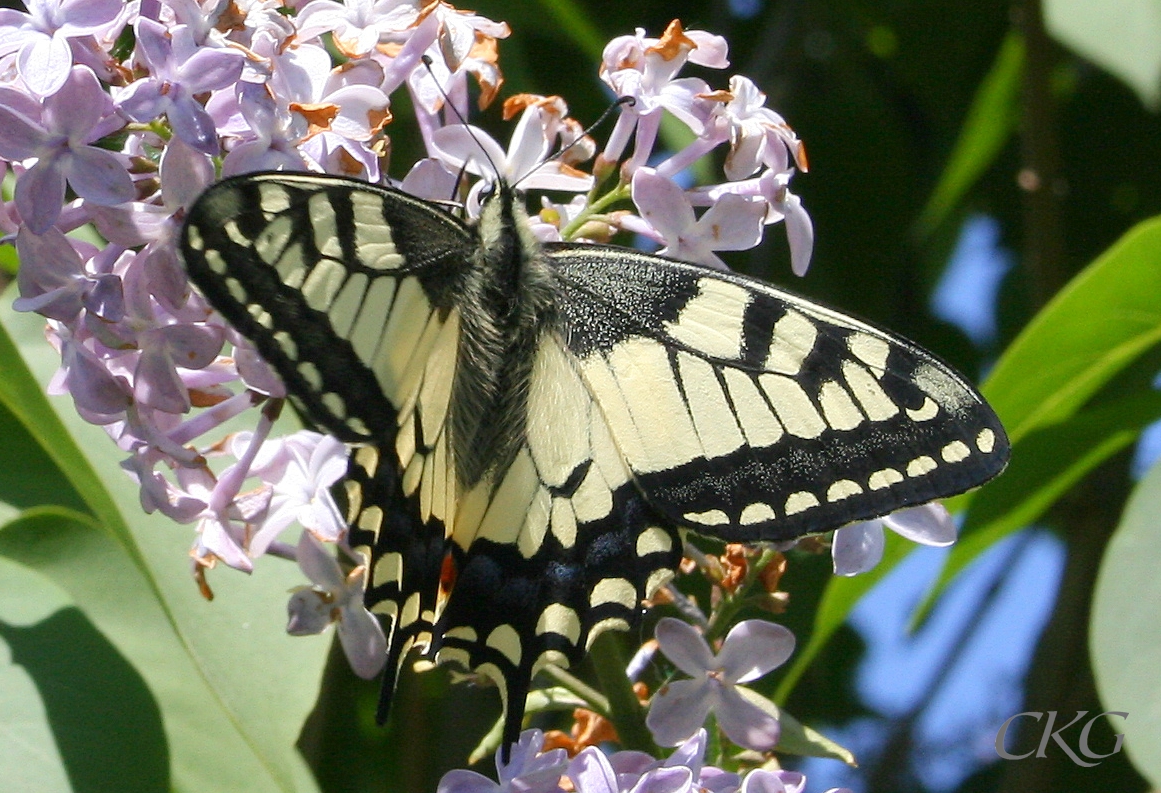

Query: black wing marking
left=181, top=172, right=471, bottom=732
left=180, top=172, right=472, bottom=442
left=545, top=243, right=1009, bottom=543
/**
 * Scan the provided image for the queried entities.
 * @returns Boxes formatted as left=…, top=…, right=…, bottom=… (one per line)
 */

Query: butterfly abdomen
left=450, top=182, right=558, bottom=488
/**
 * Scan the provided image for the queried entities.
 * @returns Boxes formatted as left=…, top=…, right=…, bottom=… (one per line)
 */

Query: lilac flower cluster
left=1, top=1, right=820, bottom=675
left=438, top=729, right=852, bottom=793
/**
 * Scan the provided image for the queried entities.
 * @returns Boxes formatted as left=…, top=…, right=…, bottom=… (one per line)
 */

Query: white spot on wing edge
left=683, top=509, right=730, bottom=526
left=785, top=490, right=820, bottom=515
left=868, top=468, right=904, bottom=490
left=585, top=616, right=631, bottom=650
left=906, top=397, right=939, bottom=422
left=740, top=502, right=776, bottom=525
left=645, top=568, right=675, bottom=598
left=636, top=526, right=673, bottom=556
left=826, top=479, right=863, bottom=502
left=535, top=603, right=581, bottom=644
left=977, top=428, right=996, bottom=453
left=941, top=440, right=971, bottom=463
left=589, top=577, right=637, bottom=609
left=485, top=624, right=523, bottom=667
left=906, top=456, right=938, bottom=477
left=444, top=625, right=478, bottom=643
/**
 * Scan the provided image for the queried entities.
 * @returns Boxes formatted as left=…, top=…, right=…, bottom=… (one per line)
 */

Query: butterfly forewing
left=545, top=245, right=1009, bottom=543
left=181, top=173, right=473, bottom=441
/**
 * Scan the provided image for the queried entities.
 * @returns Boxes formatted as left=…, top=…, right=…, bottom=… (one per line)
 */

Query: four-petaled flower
left=0, top=65, right=133, bottom=233
left=646, top=617, right=794, bottom=750
left=0, top=0, right=122, bottom=96
left=116, top=19, right=244, bottom=154
left=436, top=729, right=568, bottom=793
left=628, top=167, right=766, bottom=269
left=287, top=531, right=387, bottom=679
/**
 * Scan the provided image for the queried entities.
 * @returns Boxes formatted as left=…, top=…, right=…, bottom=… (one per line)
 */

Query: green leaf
left=0, top=555, right=73, bottom=793
left=1045, top=0, right=1161, bottom=110
left=0, top=512, right=169, bottom=793
left=775, top=709, right=858, bottom=766
left=0, top=300, right=329, bottom=793
left=982, top=215, right=1161, bottom=445
left=0, top=306, right=112, bottom=525
left=916, top=31, right=1024, bottom=236
left=1091, top=456, right=1161, bottom=785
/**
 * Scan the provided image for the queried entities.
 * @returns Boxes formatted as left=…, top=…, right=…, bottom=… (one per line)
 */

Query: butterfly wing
left=181, top=172, right=471, bottom=721
left=544, top=243, right=1009, bottom=543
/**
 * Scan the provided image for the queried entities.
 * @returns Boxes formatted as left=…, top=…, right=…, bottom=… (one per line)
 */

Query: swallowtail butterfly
left=180, top=172, right=1008, bottom=751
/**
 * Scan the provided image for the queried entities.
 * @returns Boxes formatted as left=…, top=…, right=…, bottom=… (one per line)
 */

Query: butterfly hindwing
left=545, top=244, right=1009, bottom=543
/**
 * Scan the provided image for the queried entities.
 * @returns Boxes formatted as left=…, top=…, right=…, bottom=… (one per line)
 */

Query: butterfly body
left=180, top=171, right=1008, bottom=751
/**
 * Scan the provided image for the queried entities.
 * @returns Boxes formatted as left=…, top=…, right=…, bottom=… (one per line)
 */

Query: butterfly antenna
left=512, top=95, right=635, bottom=189
left=420, top=55, right=502, bottom=185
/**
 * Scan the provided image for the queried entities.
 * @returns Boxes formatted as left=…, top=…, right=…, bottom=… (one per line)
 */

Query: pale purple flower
left=12, top=225, right=122, bottom=323
left=123, top=447, right=208, bottom=522
left=0, top=0, right=122, bottom=96
left=50, top=327, right=134, bottom=418
left=295, top=0, right=420, bottom=57
left=93, top=119, right=226, bottom=311
left=628, top=167, right=766, bottom=269
left=646, top=618, right=794, bottom=750
left=600, top=22, right=727, bottom=171
left=218, top=80, right=310, bottom=176
left=832, top=502, right=957, bottom=576
left=715, top=75, right=804, bottom=181
left=117, top=19, right=244, bottom=154
left=569, top=746, right=693, bottom=793
left=430, top=99, right=593, bottom=209
left=242, top=432, right=348, bottom=556
left=0, top=65, right=132, bottom=233
left=758, top=169, right=814, bottom=276
left=400, top=3, right=508, bottom=117
left=423, top=2, right=510, bottom=70
left=739, top=769, right=806, bottom=793
left=265, top=42, right=391, bottom=143
left=287, top=531, right=386, bottom=678
left=436, top=729, right=567, bottom=793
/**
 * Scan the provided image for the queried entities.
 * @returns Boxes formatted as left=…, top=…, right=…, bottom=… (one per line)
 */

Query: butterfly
left=180, top=171, right=1008, bottom=753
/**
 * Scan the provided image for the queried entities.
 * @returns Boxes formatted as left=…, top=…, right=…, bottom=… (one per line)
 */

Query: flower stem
left=561, top=183, right=631, bottom=239
left=589, top=631, right=659, bottom=754
left=538, top=665, right=611, bottom=716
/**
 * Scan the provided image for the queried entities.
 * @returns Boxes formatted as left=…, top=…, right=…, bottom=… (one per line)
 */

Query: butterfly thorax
left=450, top=182, right=557, bottom=489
